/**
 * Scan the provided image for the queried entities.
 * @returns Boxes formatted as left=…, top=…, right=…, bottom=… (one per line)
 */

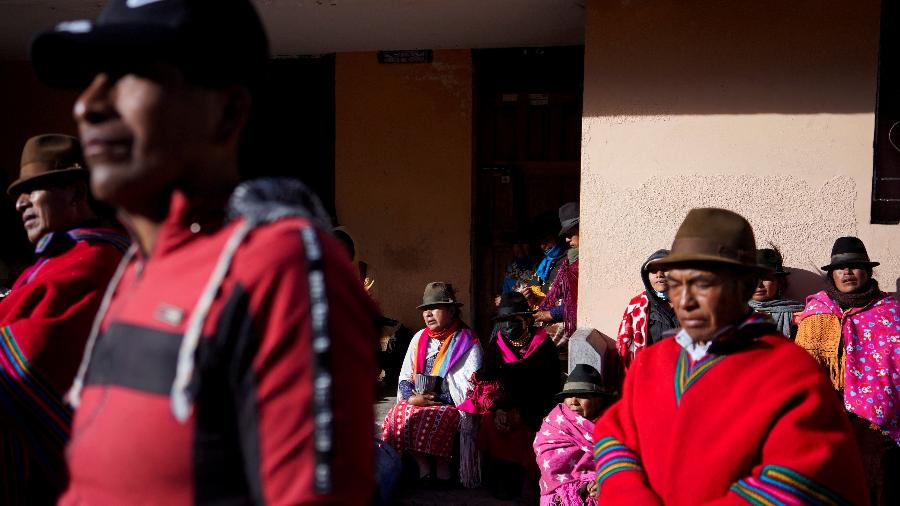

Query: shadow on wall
left=783, top=267, right=826, bottom=303
left=783, top=269, right=900, bottom=303
left=584, top=0, right=880, bottom=116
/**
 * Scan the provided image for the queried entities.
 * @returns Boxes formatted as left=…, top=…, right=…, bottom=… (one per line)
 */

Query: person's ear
left=214, top=85, right=252, bottom=146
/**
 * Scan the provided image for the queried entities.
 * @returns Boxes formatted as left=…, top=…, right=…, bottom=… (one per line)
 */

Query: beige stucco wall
left=335, top=50, right=473, bottom=330
left=579, top=0, right=899, bottom=336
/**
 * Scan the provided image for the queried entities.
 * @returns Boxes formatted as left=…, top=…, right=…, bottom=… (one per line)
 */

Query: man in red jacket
left=0, top=133, right=129, bottom=504
left=592, top=208, right=868, bottom=505
left=31, top=0, right=378, bottom=504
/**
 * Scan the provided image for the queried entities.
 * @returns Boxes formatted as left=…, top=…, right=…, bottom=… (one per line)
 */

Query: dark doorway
left=244, top=56, right=336, bottom=217
left=472, top=47, right=583, bottom=338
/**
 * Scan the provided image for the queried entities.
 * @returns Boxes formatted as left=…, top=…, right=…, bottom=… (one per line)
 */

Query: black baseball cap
left=31, top=0, right=269, bottom=89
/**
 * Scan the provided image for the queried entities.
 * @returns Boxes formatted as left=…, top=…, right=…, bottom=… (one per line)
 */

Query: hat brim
left=416, top=302, right=464, bottom=310
left=820, top=261, right=880, bottom=271
left=647, top=253, right=773, bottom=274
left=491, top=310, right=536, bottom=322
left=7, top=167, right=88, bottom=196
left=31, top=24, right=181, bottom=89
left=554, top=387, right=615, bottom=401
left=559, top=219, right=579, bottom=236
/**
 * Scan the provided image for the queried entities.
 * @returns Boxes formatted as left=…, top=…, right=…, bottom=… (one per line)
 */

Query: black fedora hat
left=558, top=202, right=579, bottom=236
left=492, top=292, right=536, bottom=321
left=821, top=237, right=880, bottom=271
left=757, top=248, right=790, bottom=276
left=555, top=364, right=615, bottom=400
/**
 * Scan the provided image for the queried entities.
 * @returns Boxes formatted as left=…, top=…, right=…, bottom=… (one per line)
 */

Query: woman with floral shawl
left=533, top=364, right=615, bottom=505
left=381, top=282, right=483, bottom=486
left=795, top=237, right=899, bottom=505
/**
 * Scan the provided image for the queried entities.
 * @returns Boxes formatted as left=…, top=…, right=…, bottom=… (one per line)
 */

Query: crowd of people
left=0, top=0, right=897, bottom=505
left=377, top=208, right=898, bottom=506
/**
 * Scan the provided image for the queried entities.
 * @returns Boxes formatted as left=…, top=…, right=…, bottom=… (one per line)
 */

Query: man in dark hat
left=748, top=247, right=804, bottom=339
left=592, top=208, right=867, bottom=504
left=0, top=133, right=129, bottom=504
left=30, top=1, right=378, bottom=503
left=534, top=363, right=615, bottom=505
left=796, top=236, right=899, bottom=505
left=535, top=202, right=580, bottom=356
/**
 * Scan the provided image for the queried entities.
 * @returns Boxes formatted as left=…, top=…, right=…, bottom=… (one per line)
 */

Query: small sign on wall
left=377, top=50, right=433, bottom=64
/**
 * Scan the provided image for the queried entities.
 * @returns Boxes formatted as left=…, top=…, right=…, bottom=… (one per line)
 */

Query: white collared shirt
left=674, top=329, right=713, bottom=361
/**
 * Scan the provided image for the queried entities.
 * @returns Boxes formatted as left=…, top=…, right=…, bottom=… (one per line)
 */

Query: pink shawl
left=496, top=327, right=550, bottom=363
left=533, top=404, right=598, bottom=505
left=800, top=290, right=900, bottom=444
left=457, top=328, right=550, bottom=414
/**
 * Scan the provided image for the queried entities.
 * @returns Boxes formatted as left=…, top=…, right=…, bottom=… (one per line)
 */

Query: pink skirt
left=382, top=401, right=460, bottom=458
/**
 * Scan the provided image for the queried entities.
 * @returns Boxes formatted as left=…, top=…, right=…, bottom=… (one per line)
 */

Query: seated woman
left=381, top=282, right=482, bottom=485
left=616, top=249, right=678, bottom=370
left=534, top=364, right=616, bottom=506
left=473, top=292, right=561, bottom=500
left=748, top=247, right=804, bottom=338
left=795, top=237, right=899, bottom=504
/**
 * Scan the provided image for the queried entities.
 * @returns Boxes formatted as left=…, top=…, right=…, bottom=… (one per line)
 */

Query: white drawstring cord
left=67, top=244, right=138, bottom=408
left=170, top=220, right=252, bottom=422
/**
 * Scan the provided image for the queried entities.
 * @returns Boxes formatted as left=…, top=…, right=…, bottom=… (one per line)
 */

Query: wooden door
left=473, top=47, right=583, bottom=338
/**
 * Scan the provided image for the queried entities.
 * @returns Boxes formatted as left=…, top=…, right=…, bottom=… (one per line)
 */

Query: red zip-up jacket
left=61, top=182, right=378, bottom=505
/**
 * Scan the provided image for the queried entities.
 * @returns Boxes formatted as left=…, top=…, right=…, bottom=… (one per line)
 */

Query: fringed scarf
left=534, top=404, right=598, bottom=505
left=797, top=289, right=900, bottom=445
left=412, top=322, right=477, bottom=378
left=541, top=256, right=579, bottom=337
left=748, top=298, right=804, bottom=338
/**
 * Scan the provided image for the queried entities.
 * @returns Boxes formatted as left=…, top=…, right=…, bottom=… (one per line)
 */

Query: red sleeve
left=713, top=350, right=868, bottom=506
left=592, top=352, right=663, bottom=505
left=238, top=226, right=377, bottom=505
left=0, top=243, right=122, bottom=438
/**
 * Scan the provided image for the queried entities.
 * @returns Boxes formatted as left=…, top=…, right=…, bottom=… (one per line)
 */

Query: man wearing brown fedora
left=592, top=208, right=867, bottom=504
left=0, top=133, right=129, bottom=504
left=30, top=0, right=378, bottom=503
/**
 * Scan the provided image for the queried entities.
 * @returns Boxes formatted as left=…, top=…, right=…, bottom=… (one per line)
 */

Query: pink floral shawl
left=533, top=404, right=598, bottom=505
left=800, top=290, right=900, bottom=444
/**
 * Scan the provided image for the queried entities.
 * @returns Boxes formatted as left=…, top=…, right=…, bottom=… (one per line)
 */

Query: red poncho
left=0, top=227, right=128, bottom=504
left=593, top=315, right=868, bottom=505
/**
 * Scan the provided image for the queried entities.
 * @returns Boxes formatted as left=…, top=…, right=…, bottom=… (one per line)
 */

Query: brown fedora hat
left=416, top=282, right=464, bottom=309
left=7, top=134, right=88, bottom=196
left=648, top=208, right=772, bottom=274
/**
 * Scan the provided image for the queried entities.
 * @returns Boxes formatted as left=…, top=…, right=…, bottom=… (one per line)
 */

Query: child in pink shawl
left=533, top=364, right=616, bottom=506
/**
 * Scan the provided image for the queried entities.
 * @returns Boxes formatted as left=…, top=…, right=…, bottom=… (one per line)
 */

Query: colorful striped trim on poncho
left=68, top=228, right=131, bottom=254
left=0, top=326, right=72, bottom=487
left=674, top=350, right=725, bottom=406
left=413, top=325, right=477, bottom=377
left=730, top=465, right=852, bottom=506
left=593, top=437, right=642, bottom=487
